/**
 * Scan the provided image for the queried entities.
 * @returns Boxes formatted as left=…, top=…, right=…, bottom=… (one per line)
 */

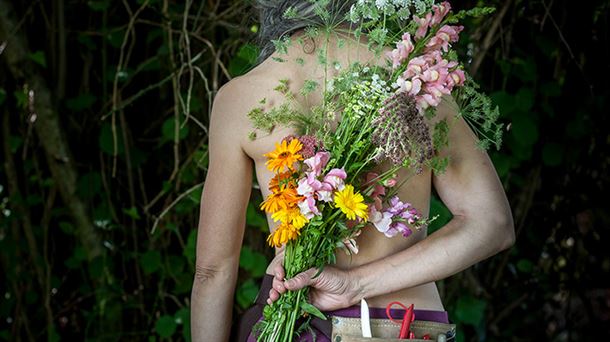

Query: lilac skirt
left=237, top=274, right=450, bottom=342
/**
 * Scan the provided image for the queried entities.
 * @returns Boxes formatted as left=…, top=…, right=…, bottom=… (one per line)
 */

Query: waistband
left=255, top=273, right=449, bottom=323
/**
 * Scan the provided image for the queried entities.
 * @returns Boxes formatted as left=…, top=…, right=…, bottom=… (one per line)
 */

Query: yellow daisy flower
left=263, top=139, right=303, bottom=173
left=271, top=207, right=308, bottom=229
left=260, top=185, right=301, bottom=213
left=268, top=170, right=295, bottom=192
left=267, top=223, right=300, bottom=247
left=334, top=184, right=369, bottom=221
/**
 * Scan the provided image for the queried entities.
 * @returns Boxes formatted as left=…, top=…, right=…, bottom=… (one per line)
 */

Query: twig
left=111, top=0, right=149, bottom=177
left=470, top=0, right=513, bottom=76
left=151, top=182, right=204, bottom=234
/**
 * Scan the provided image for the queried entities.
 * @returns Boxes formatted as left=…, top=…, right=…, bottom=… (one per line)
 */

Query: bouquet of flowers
left=247, top=1, right=503, bottom=341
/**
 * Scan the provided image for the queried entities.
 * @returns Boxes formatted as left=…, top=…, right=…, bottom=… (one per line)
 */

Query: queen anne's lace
left=349, top=0, right=436, bottom=22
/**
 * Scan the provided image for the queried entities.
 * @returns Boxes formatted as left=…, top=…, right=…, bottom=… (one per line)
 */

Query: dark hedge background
left=0, top=0, right=608, bottom=341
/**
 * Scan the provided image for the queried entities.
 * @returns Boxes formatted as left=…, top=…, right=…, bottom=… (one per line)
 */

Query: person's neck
left=286, top=22, right=371, bottom=69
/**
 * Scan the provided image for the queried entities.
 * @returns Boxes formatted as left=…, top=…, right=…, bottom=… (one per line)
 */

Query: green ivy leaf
left=542, top=143, right=563, bottom=166
left=517, top=259, right=534, bottom=273
left=140, top=250, right=162, bottom=275
left=155, top=315, right=177, bottom=338
left=510, top=116, right=538, bottom=147
left=66, top=94, right=97, bottom=111
left=99, top=123, right=125, bottom=156
left=239, top=246, right=268, bottom=278
left=455, top=295, right=486, bottom=326
left=28, top=51, right=47, bottom=68
left=235, top=279, right=259, bottom=309
left=246, top=202, right=268, bottom=231
left=174, top=308, right=191, bottom=341
left=87, top=0, right=110, bottom=11
left=123, top=206, right=141, bottom=220
left=184, top=230, right=197, bottom=265
left=161, top=118, right=189, bottom=144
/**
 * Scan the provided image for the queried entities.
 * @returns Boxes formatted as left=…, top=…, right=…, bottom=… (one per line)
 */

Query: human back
left=236, top=27, right=446, bottom=311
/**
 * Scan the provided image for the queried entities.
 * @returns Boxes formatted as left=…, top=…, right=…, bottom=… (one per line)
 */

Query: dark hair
left=253, top=0, right=357, bottom=64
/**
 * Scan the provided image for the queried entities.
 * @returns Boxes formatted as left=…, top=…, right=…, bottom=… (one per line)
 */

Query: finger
left=284, top=267, right=318, bottom=291
left=268, top=288, right=279, bottom=303
left=273, top=263, right=285, bottom=281
left=272, top=276, right=286, bottom=294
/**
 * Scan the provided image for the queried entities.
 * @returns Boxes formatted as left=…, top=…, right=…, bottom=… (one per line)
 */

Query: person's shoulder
left=213, top=61, right=294, bottom=121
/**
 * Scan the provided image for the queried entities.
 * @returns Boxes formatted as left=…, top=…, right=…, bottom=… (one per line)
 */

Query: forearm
left=354, top=214, right=514, bottom=300
left=191, top=265, right=238, bottom=342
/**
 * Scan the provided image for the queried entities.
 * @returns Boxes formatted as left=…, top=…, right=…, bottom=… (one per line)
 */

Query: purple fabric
left=238, top=274, right=450, bottom=342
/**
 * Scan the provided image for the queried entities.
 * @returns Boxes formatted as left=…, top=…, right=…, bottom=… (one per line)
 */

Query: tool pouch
left=331, top=316, right=456, bottom=342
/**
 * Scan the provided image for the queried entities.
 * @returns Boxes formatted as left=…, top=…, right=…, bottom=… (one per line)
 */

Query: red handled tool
left=385, top=302, right=416, bottom=339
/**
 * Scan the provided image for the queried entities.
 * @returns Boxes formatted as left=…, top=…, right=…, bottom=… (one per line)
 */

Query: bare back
left=234, top=31, right=446, bottom=310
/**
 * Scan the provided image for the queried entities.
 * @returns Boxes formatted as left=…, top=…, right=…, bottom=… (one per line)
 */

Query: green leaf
left=88, top=0, right=110, bottom=11
left=510, top=116, right=538, bottom=147
left=28, top=51, right=47, bottom=68
left=455, top=295, right=486, bottom=326
left=235, top=279, right=259, bottom=309
left=301, top=302, right=327, bottom=320
left=77, top=34, right=96, bottom=50
left=246, top=202, right=268, bottom=231
left=140, top=250, right=162, bottom=275
left=99, top=123, right=125, bottom=156
left=175, top=308, right=191, bottom=341
left=228, top=44, right=259, bottom=77
left=8, top=136, right=23, bottom=154
left=183, top=230, right=197, bottom=265
left=78, top=172, right=102, bottom=200
left=542, top=143, right=563, bottom=166
left=490, top=91, right=515, bottom=117
left=239, top=246, right=268, bottom=278
left=161, top=118, right=189, bottom=144
left=517, top=259, right=534, bottom=273
left=59, top=221, right=75, bottom=235
left=515, top=88, right=535, bottom=112
left=155, top=315, right=177, bottom=338
left=66, top=94, right=97, bottom=111
left=122, top=206, right=141, bottom=220
left=428, top=196, right=452, bottom=233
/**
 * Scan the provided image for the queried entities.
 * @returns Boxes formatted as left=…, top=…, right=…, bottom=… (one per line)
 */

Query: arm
left=353, top=95, right=515, bottom=300
left=273, top=95, right=515, bottom=309
left=191, top=83, right=253, bottom=342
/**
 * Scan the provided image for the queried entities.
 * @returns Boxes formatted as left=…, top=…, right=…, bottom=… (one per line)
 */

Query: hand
left=267, top=262, right=363, bottom=312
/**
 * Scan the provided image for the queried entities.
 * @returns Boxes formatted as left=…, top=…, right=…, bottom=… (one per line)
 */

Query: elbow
left=495, top=211, right=516, bottom=252
left=193, top=260, right=236, bottom=287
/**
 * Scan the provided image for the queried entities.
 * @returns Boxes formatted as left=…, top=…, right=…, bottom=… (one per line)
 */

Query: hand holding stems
left=267, top=256, right=363, bottom=312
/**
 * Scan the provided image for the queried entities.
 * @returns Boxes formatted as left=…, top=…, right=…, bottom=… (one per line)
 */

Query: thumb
left=284, top=267, right=319, bottom=291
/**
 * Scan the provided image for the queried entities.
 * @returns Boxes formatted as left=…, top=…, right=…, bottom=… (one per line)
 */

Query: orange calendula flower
left=260, top=185, right=301, bottom=213
left=263, top=139, right=303, bottom=173
left=334, top=184, right=369, bottom=221
left=271, top=207, right=308, bottom=229
left=269, top=171, right=296, bottom=192
left=267, top=222, right=300, bottom=248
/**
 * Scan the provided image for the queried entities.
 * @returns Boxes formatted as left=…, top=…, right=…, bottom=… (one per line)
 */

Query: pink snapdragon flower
left=296, top=152, right=347, bottom=218
left=424, top=25, right=463, bottom=52
left=368, top=206, right=394, bottom=237
left=387, top=33, right=415, bottom=69
left=304, top=151, right=330, bottom=176
left=368, top=196, right=422, bottom=238
left=413, top=12, right=433, bottom=40
left=323, top=168, right=347, bottom=191
left=431, top=1, right=452, bottom=26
